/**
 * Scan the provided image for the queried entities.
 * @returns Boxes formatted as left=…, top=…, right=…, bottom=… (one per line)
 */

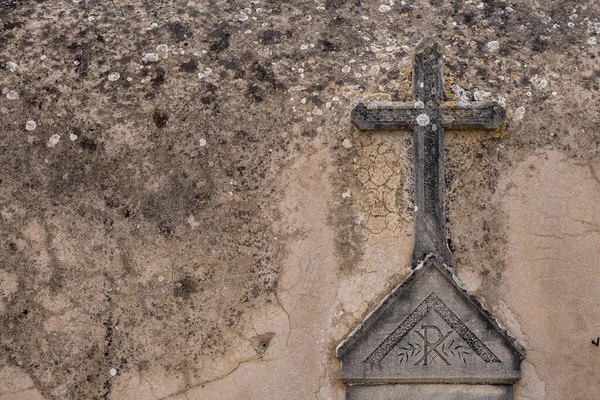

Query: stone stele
left=337, top=255, right=526, bottom=399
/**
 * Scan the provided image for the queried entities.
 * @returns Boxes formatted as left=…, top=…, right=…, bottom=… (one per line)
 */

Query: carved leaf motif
left=397, top=342, right=422, bottom=364
left=438, top=338, right=471, bottom=365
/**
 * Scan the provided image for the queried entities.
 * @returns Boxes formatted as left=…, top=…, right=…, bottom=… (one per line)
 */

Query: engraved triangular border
left=364, top=292, right=501, bottom=363
left=336, top=254, right=526, bottom=361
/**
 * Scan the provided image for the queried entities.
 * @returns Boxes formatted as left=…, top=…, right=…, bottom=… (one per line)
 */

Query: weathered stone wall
left=1, top=1, right=599, bottom=399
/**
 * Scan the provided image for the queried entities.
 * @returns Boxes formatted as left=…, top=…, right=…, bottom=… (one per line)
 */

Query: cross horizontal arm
left=442, top=101, right=507, bottom=130
left=351, top=101, right=506, bottom=131
left=350, top=102, right=421, bottom=130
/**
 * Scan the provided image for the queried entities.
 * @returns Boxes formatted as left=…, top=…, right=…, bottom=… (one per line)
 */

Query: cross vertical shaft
left=411, top=40, right=450, bottom=268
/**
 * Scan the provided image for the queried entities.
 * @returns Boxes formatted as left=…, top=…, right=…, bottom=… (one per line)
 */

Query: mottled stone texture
left=1, top=1, right=600, bottom=400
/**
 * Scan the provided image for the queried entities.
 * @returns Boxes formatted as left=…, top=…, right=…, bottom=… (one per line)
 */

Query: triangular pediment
left=337, top=256, right=525, bottom=384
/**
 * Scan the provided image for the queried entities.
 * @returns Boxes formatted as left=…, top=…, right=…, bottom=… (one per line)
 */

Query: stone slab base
left=346, top=384, right=513, bottom=400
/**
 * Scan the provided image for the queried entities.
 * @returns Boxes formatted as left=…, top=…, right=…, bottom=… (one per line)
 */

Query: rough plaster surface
left=1, top=1, right=600, bottom=399
left=500, top=151, right=600, bottom=399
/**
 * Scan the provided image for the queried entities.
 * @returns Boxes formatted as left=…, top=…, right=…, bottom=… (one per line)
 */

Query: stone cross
left=351, top=38, right=506, bottom=269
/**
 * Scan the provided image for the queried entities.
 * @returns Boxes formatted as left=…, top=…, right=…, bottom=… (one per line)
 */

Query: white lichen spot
left=379, top=4, right=391, bottom=12
left=300, top=98, right=307, bottom=104
left=47, top=134, right=60, bottom=148
left=416, top=114, right=430, bottom=126
left=341, top=65, right=351, bottom=73
left=419, top=82, right=424, bottom=88
left=300, top=44, right=309, bottom=50
left=40, top=55, right=47, bottom=61
left=342, top=138, right=353, bottom=149
left=236, top=12, right=249, bottom=21
left=109, top=368, right=117, bottom=377
left=108, top=72, right=120, bottom=81
left=486, top=41, right=499, bottom=52
left=567, top=22, right=575, bottom=28
left=588, top=21, right=600, bottom=34
left=199, top=138, right=207, bottom=147
left=88, top=16, right=95, bottom=21
left=414, top=101, right=424, bottom=108
left=341, top=189, right=352, bottom=199
left=204, top=67, right=213, bottom=75
left=187, top=215, right=200, bottom=228
left=7, top=61, right=18, bottom=72
left=588, top=37, right=597, bottom=45
left=552, top=91, right=557, bottom=96
left=474, top=89, right=491, bottom=101
left=142, top=53, right=159, bottom=62
left=325, top=102, right=332, bottom=109
left=156, top=44, right=169, bottom=59
left=6, top=90, right=18, bottom=100
left=526, top=91, right=532, bottom=97
left=529, top=75, right=548, bottom=89
left=197, top=72, right=205, bottom=79
left=451, top=84, right=473, bottom=102
left=69, top=132, right=78, bottom=141
left=514, top=106, right=525, bottom=121
left=25, top=120, right=36, bottom=131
